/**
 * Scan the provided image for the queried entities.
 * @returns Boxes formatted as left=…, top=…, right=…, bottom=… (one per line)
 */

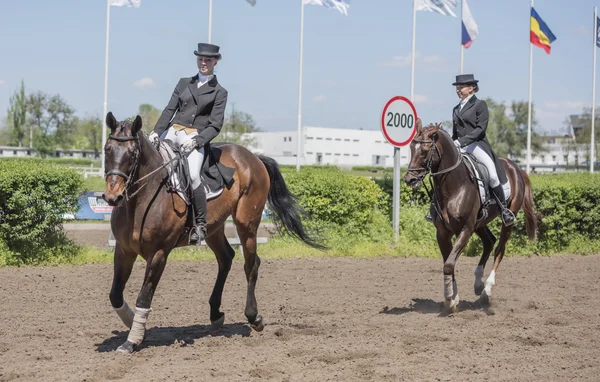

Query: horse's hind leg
left=110, top=243, right=137, bottom=328
left=481, top=225, right=513, bottom=305
left=234, top=213, right=264, bottom=332
left=117, top=248, right=171, bottom=354
left=205, top=225, right=235, bottom=330
left=474, top=226, right=496, bottom=296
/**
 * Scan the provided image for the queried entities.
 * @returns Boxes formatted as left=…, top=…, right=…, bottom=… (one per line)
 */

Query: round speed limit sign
left=380, top=96, right=418, bottom=147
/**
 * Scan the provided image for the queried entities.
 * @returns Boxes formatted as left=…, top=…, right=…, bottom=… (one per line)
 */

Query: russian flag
left=461, top=0, right=478, bottom=48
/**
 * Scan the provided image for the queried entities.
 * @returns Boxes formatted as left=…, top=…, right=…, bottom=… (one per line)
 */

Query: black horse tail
left=520, top=169, right=539, bottom=241
left=258, top=155, right=326, bottom=250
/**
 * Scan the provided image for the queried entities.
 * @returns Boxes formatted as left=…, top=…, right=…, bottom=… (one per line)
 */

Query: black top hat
left=452, top=74, right=479, bottom=86
left=194, top=43, right=222, bottom=60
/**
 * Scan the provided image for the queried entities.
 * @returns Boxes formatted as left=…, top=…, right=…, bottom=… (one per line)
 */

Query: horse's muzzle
left=403, top=173, right=422, bottom=190
left=102, top=192, right=124, bottom=207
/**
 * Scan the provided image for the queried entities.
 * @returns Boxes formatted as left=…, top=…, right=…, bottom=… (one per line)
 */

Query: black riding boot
left=425, top=202, right=435, bottom=223
left=492, top=185, right=515, bottom=226
left=189, top=186, right=207, bottom=245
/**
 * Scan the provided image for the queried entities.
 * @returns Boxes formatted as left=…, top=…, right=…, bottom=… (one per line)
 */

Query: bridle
left=406, top=133, right=463, bottom=181
left=105, top=133, right=141, bottom=200
left=104, top=131, right=187, bottom=201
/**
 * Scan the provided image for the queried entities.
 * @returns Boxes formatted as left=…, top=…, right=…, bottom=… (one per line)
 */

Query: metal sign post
left=380, top=96, right=418, bottom=241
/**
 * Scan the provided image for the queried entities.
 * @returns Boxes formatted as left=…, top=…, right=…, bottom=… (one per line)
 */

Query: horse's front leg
left=110, top=243, right=137, bottom=328
left=117, top=248, right=170, bottom=354
left=442, top=227, right=473, bottom=313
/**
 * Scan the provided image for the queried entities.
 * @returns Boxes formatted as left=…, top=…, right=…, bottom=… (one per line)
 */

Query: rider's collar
left=198, top=72, right=214, bottom=86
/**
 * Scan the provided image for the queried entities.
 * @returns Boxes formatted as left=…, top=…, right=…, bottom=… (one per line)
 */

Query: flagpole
left=526, top=0, right=534, bottom=174
left=102, top=0, right=111, bottom=175
left=208, top=0, right=213, bottom=43
left=296, top=0, right=305, bottom=172
left=460, top=0, right=464, bottom=74
left=591, top=6, right=597, bottom=173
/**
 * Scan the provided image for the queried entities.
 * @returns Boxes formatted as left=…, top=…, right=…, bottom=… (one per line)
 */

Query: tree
left=73, top=115, right=102, bottom=156
left=218, top=104, right=259, bottom=147
left=485, top=98, right=546, bottom=160
left=6, top=80, right=28, bottom=147
left=138, top=104, right=161, bottom=133
left=26, top=92, right=75, bottom=157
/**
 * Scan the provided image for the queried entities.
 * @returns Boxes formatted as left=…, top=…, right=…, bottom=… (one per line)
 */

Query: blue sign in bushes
left=64, top=192, right=113, bottom=220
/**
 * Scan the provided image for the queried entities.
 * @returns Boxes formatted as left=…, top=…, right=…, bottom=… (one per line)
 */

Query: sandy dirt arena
left=0, top=254, right=599, bottom=381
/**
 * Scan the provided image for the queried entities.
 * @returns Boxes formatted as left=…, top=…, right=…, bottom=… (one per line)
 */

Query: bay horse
left=403, top=119, right=538, bottom=313
left=102, top=112, right=322, bottom=353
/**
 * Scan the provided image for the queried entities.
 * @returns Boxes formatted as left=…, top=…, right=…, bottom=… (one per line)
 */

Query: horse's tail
left=258, top=155, right=326, bottom=250
left=520, top=169, right=539, bottom=241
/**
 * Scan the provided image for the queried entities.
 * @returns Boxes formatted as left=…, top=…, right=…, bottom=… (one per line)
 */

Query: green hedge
left=283, top=166, right=392, bottom=249
left=0, top=159, right=84, bottom=265
left=0, top=157, right=100, bottom=167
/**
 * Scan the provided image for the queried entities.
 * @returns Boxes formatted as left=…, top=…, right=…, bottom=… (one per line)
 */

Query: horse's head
left=403, top=119, right=444, bottom=190
left=102, top=112, right=143, bottom=206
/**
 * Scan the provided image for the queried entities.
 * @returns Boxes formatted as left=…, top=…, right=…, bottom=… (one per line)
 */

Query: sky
left=0, top=0, right=598, bottom=136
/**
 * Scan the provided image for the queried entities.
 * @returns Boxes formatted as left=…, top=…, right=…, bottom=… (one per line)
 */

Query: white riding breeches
left=461, top=142, right=500, bottom=188
left=164, top=127, right=205, bottom=190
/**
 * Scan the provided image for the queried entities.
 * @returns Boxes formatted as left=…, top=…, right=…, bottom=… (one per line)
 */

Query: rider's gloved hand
left=181, top=139, right=198, bottom=154
left=453, top=140, right=461, bottom=148
left=149, top=132, right=160, bottom=149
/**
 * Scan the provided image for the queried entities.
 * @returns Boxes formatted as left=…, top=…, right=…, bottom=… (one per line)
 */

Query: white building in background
left=247, top=127, right=595, bottom=172
left=248, top=126, right=407, bottom=168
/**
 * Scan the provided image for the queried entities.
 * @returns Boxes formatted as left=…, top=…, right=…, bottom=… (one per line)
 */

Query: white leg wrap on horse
left=127, top=307, right=152, bottom=345
left=444, top=275, right=454, bottom=300
left=114, top=301, right=134, bottom=329
left=484, top=270, right=496, bottom=296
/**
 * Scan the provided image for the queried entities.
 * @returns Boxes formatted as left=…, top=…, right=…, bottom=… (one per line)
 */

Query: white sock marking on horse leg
left=451, top=280, right=459, bottom=309
left=127, top=307, right=152, bottom=345
left=484, top=270, right=496, bottom=297
left=444, top=274, right=454, bottom=300
left=114, top=301, right=134, bottom=329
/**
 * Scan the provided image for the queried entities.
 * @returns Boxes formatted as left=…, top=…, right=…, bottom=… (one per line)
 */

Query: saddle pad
left=462, top=154, right=511, bottom=205
left=157, top=142, right=224, bottom=203
left=462, top=154, right=488, bottom=206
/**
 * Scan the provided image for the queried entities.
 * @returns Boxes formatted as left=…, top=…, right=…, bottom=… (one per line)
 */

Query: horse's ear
left=106, top=112, right=118, bottom=131
left=132, top=115, right=143, bottom=134
left=416, top=118, right=423, bottom=133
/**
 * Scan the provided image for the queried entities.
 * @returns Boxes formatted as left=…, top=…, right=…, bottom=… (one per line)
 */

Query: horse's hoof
left=250, top=315, right=265, bottom=332
left=116, top=341, right=137, bottom=354
left=474, top=284, right=484, bottom=296
left=211, top=314, right=225, bottom=331
left=480, top=291, right=490, bottom=306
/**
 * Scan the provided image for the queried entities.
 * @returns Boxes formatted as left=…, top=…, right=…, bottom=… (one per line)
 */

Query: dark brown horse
left=403, top=120, right=538, bottom=313
left=102, top=112, right=322, bottom=353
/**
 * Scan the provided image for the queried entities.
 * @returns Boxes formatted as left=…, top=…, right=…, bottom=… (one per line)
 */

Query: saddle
left=157, top=141, right=235, bottom=205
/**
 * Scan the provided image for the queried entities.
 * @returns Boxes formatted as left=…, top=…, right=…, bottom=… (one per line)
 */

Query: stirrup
left=425, top=214, right=433, bottom=222
left=501, top=209, right=516, bottom=227
left=189, top=225, right=206, bottom=245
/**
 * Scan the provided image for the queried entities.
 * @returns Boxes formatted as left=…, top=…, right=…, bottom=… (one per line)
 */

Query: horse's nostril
left=116, top=194, right=124, bottom=203
left=101, top=193, right=107, bottom=202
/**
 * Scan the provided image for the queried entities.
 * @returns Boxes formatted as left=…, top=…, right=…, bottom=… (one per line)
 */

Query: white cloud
left=377, top=52, right=447, bottom=72
left=0, top=80, right=5, bottom=87
left=543, top=101, right=586, bottom=110
left=312, top=95, right=326, bottom=102
left=413, top=94, right=429, bottom=104
left=133, top=77, right=155, bottom=89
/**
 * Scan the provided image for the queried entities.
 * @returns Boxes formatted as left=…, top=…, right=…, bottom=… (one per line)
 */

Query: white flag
left=415, top=0, right=457, bottom=17
left=109, top=0, right=141, bottom=7
left=303, top=0, right=350, bottom=16
left=246, top=0, right=256, bottom=5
